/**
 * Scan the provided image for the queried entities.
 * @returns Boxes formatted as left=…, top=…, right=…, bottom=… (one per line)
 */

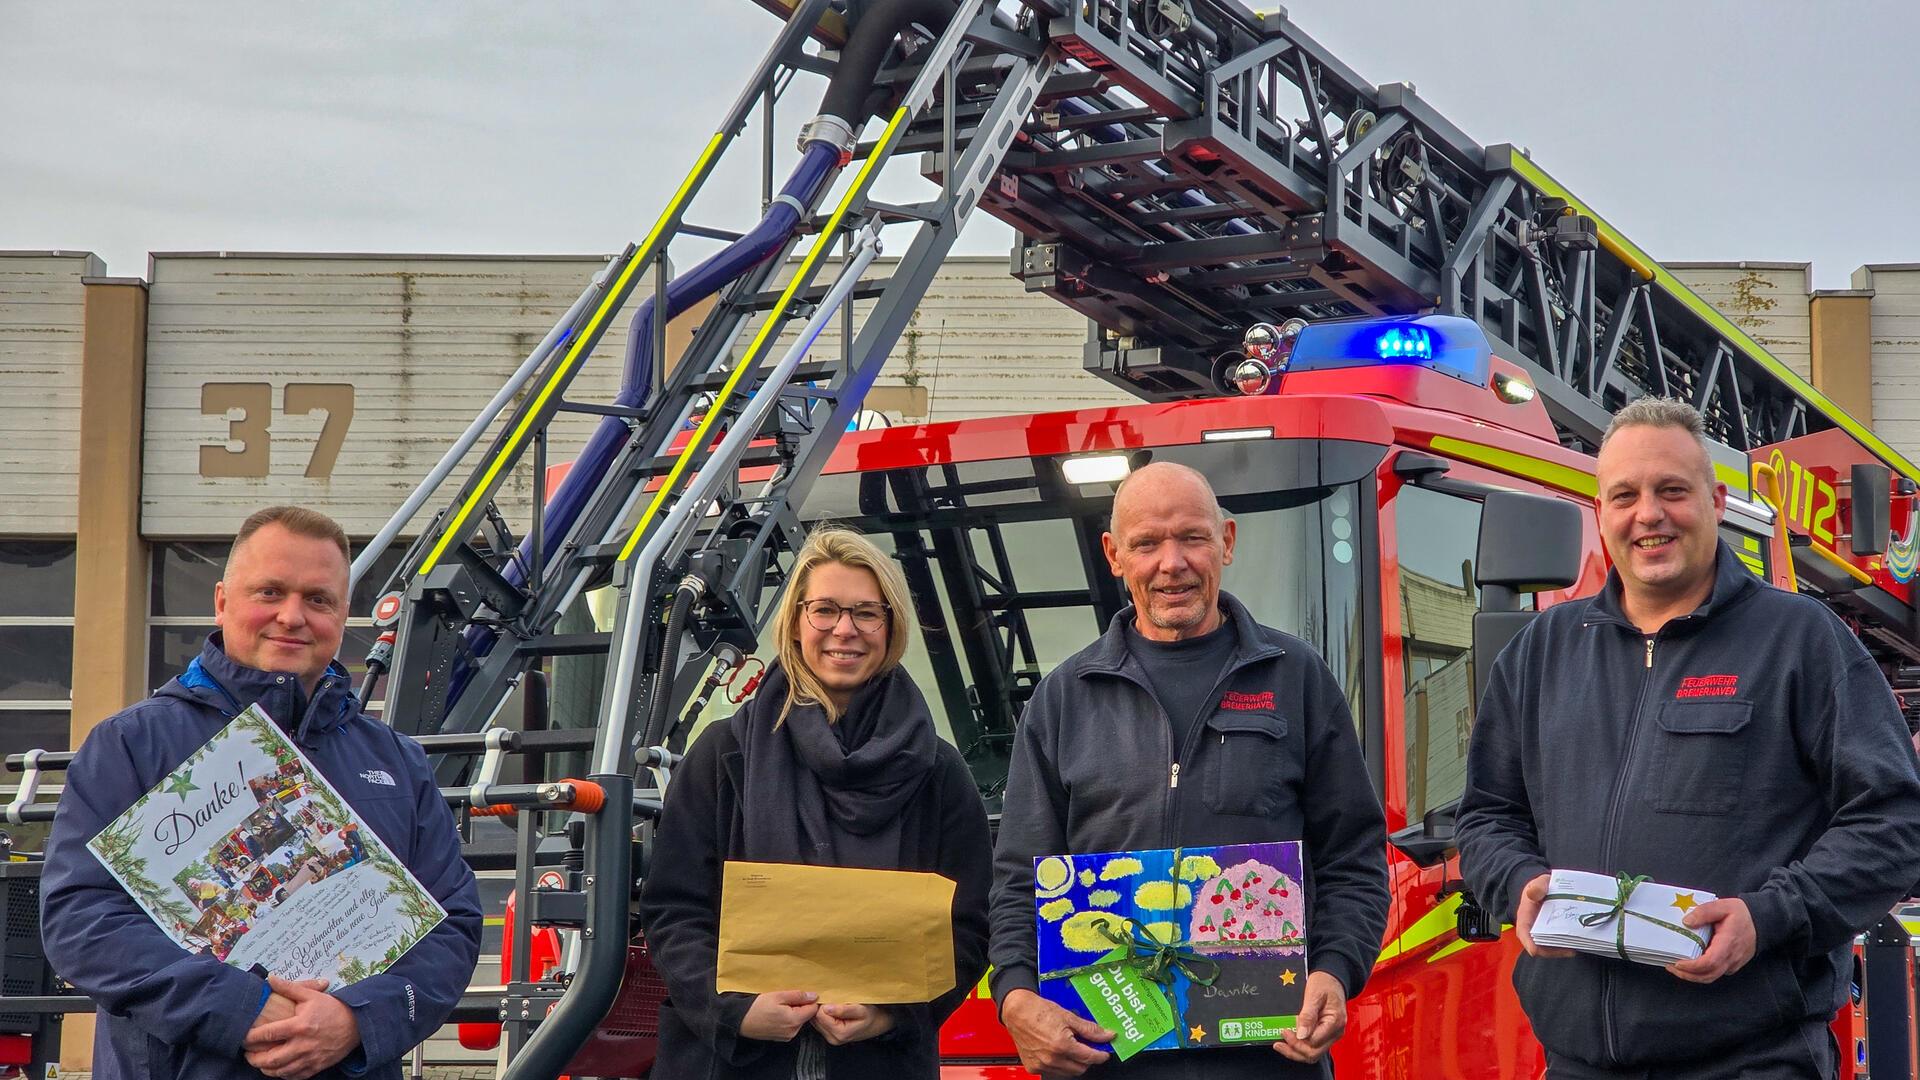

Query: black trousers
left=1546, top=1021, right=1835, bottom=1080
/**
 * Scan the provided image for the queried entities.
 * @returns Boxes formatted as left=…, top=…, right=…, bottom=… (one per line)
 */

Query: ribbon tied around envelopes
left=1541, top=872, right=1707, bottom=961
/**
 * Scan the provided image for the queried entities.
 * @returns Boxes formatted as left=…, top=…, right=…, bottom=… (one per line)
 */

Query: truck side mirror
left=1472, top=491, right=1582, bottom=702
left=1850, top=463, right=1892, bottom=556
left=1474, top=491, right=1583, bottom=605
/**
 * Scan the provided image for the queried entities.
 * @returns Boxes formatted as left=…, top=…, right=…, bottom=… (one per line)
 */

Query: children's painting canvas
left=1034, top=841, right=1306, bottom=1058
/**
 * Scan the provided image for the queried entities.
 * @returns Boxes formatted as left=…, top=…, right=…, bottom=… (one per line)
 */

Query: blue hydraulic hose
left=439, top=138, right=846, bottom=720
left=514, top=136, right=845, bottom=591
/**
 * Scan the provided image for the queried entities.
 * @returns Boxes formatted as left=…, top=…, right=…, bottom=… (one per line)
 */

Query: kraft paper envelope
left=716, top=861, right=957, bottom=1004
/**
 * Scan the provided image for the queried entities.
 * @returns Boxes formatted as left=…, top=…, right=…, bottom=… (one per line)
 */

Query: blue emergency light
left=1374, top=326, right=1431, bottom=360
left=1285, top=314, right=1492, bottom=386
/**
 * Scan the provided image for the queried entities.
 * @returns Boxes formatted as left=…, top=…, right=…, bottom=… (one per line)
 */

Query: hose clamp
left=798, top=114, right=857, bottom=155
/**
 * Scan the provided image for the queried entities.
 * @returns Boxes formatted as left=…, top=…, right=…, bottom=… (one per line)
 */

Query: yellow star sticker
left=1189, top=1024, right=1206, bottom=1043
left=1280, top=968, right=1298, bottom=986
left=1670, top=892, right=1698, bottom=914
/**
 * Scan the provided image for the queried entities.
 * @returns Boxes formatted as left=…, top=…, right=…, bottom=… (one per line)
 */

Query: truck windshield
left=798, top=439, right=1374, bottom=803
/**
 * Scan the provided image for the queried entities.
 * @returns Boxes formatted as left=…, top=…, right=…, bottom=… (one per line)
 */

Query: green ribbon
left=1038, top=916, right=1222, bottom=989
left=1542, top=872, right=1707, bottom=960
left=1041, top=916, right=1221, bottom=1047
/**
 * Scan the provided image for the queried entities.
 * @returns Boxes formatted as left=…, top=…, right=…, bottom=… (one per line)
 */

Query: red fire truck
left=394, top=0, right=1920, bottom=1075
left=453, top=308, right=1920, bottom=1079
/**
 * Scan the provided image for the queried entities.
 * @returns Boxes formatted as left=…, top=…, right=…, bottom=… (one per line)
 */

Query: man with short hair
left=42, top=506, right=482, bottom=1080
left=1457, top=398, right=1920, bottom=1077
left=988, top=462, right=1389, bottom=1078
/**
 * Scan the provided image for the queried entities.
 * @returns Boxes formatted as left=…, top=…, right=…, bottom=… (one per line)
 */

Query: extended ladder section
left=924, top=0, right=1920, bottom=482
left=344, top=2, right=1059, bottom=1074
left=369, top=0, right=1052, bottom=754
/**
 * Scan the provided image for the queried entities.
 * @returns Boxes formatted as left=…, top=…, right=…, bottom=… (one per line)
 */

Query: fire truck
left=10, top=0, right=1920, bottom=1078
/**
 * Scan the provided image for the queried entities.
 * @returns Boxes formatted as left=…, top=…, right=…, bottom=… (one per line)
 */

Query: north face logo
left=360, top=769, right=396, bottom=787
left=1220, top=691, right=1275, bottom=711
left=1676, top=675, right=1739, bottom=699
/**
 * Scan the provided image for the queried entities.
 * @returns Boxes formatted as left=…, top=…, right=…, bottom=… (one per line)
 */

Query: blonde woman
left=640, top=527, right=991, bottom=1080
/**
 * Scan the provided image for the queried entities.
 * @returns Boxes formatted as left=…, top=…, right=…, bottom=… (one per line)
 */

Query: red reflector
left=457, top=1022, right=502, bottom=1051
left=0, top=1034, right=31, bottom=1064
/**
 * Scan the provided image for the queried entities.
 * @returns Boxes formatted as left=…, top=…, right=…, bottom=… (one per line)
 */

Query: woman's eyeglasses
left=799, top=599, right=890, bottom=633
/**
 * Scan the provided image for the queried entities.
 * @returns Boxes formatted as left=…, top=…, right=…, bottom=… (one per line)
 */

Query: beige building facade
left=2, top=251, right=1916, bottom=769
left=2, top=249, right=1916, bottom=1071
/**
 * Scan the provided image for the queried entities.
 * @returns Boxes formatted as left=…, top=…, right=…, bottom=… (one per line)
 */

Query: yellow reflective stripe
left=417, top=132, right=728, bottom=575
left=1508, top=153, right=1920, bottom=486
left=1713, top=463, right=1749, bottom=495
left=1375, top=893, right=1462, bottom=964
left=616, top=107, right=909, bottom=563
left=1428, top=435, right=1598, bottom=499
left=1426, top=936, right=1478, bottom=964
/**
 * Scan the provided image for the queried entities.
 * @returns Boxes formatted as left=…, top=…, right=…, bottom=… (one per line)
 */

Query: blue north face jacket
left=40, top=634, right=483, bottom=1079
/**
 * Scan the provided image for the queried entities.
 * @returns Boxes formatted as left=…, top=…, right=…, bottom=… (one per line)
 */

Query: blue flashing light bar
left=1286, top=314, right=1492, bottom=386
left=1374, top=326, right=1431, bottom=360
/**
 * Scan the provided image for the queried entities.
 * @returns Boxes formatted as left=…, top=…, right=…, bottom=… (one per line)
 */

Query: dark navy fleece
left=40, top=634, right=482, bottom=1080
left=1458, top=545, right=1920, bottom=1069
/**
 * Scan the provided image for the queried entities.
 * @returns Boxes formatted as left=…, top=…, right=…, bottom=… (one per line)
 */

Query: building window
left=0, top=541, right=76, bottom=758
left=148, top=541, right=405, bottom=709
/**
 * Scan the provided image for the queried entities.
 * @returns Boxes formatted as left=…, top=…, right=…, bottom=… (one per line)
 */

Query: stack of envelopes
left=1531, top=869, right=1715, bottom=967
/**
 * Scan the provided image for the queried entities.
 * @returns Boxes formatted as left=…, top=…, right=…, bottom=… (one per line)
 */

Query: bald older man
left=987, top=463, right=1389, bottom=1080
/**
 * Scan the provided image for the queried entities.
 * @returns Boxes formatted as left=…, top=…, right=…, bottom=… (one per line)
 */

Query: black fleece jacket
left=987, top=594, right=1389, bottom=1080
left=638, top=710, right=991, bottom=1080
left=1458, top=544, right=1920, bottom=1069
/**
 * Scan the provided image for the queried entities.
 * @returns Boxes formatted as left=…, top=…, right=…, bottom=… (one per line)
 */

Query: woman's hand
left=810, top=1002, right=896, bottom=1045
left=739, top=991, right=820, bottom=1041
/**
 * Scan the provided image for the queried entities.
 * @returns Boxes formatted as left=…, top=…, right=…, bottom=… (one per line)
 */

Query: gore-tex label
left=1675, top=675, right=1739, bottom=699
left=1219, top=691, right=1275, bottom=712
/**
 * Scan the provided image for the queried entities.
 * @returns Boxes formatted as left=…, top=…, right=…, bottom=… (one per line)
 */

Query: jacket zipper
left=1141, top=644, right=1285, bottom=848
left=1597, top=633, right=1657, bottom=1065
left=1165, top=660, right=1263, bottom=845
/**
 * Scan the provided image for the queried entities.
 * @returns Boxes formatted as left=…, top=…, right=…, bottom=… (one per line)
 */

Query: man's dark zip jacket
left=1458, top=544, right=1920, bottom=1068
left=40, top=634, right=483, bottom=1080
left=988, top=593, right=1389, bottom=1079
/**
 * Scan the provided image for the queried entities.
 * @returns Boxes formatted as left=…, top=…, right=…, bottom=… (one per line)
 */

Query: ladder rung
left=684, top=360, right=839, bottom=393
left=557, top=400, right=647, bottom=421
left=678, top=222, right=747, bottom=243
left=738, top=279, right=889, bottom=311
left=638, top=442, right=788, bottom=478
left=512, top=633, right=612, bottom=658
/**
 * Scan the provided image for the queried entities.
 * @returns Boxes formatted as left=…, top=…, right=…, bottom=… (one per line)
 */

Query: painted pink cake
left=1188, top=858, right=1304, bottom=951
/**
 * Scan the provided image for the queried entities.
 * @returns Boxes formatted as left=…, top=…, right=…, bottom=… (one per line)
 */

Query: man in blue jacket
left=41, top=506, right=483, bottom=1080
left=1457, top=399, right=1920, bottom=1077
left=988, top=463, right=1389, bottom=1078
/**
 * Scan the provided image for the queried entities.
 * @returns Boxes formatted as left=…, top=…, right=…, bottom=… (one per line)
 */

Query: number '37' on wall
left=200, top=383, right=355, bottom=479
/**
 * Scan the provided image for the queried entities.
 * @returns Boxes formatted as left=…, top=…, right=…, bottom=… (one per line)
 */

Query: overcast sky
left=4, top=1, right=1914, bottom=289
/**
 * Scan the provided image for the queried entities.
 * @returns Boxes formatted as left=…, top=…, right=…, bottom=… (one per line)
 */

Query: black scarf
left=732, top=663, right=938, bottom=867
